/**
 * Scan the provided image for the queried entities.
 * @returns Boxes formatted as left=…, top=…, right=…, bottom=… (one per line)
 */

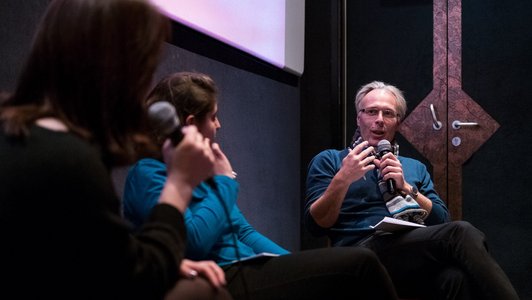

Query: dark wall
left=0, top=0, right=301, bottom=252
left=0, top=1, right=50, bottom=91
left=300, top=0, right=344, bottom=250
left=461, top=1, right=532, bottom=297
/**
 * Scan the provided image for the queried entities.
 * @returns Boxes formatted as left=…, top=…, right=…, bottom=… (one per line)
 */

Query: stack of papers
left=370, top=217, right=426, bottom=232
left=231, top=252, right=279, bottom=264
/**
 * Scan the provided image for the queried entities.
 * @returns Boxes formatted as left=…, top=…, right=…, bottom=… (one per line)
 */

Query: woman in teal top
left=124, top=156, right=289, bottom=265
left=123, top=72, right=399, bottom=300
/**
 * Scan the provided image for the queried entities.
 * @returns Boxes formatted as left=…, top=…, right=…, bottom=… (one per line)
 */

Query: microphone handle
left=379, top=148, right=396, bottom=194
left=166, top=125, right=213, bottom=188
left=206, top=177, right=217, bottom=190
left=169, top=128, right=184, bottom=146
left=387, top=178, right=396, bottom=194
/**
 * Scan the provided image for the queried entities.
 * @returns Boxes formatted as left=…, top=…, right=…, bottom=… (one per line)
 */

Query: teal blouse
left=123, top=158, right=289, bottom=266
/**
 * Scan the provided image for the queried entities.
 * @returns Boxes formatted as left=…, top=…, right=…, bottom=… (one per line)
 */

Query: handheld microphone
left=377, top=139, right=396, bottom=195
left=148, top=101, right=218, bottom=190
left=147, top=101, right=183, bottom=146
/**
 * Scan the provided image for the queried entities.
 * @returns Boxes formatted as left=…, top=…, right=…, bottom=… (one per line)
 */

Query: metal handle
left=452, top=120, right=479, bottom=130
left=430, top=104, right=443, bottom=130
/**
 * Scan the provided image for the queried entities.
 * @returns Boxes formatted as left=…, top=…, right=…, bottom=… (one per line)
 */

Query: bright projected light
left=150, top=0, right=305, bottom=76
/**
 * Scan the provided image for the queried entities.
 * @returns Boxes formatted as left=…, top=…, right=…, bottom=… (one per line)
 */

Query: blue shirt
left=123, top=158, right=289, bottom=266
left=304, top=148, right=450, bottom=246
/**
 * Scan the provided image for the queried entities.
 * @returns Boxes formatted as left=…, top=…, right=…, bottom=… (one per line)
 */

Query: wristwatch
left=409, top=185, right=419, bottom=200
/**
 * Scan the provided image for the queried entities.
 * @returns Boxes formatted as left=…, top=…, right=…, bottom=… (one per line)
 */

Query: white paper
left=231, top=252, right=280, bottom=264
left=370, top=217, right=426, bottom=232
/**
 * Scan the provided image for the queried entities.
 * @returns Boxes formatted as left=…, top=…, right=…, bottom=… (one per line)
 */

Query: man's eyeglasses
left=359, top=107, right=399, bottom=119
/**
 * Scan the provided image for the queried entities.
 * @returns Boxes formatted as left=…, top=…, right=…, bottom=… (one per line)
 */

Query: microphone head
left=377, top=139, right=392, bottom=156
left=147, top=101, right=180, bottom=136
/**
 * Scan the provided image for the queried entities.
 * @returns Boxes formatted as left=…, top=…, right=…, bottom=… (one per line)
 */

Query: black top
left=0, top=125, right=185, bottom=299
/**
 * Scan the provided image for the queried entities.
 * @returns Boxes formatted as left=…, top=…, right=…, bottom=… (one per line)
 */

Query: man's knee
left=447, top=221, right=484, bottom=240
left=444, top=221, right=488, bottom=252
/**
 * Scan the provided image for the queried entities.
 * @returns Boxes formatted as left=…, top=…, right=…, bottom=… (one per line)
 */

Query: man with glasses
left=304, top=81, right=519, bottom=300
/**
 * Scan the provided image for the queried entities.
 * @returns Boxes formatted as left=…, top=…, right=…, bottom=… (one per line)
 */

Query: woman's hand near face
left=211, top=142, right=235, bottom=179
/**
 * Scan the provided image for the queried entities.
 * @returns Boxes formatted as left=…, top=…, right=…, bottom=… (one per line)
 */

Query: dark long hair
left=0, top=0, right=170, bottom=166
